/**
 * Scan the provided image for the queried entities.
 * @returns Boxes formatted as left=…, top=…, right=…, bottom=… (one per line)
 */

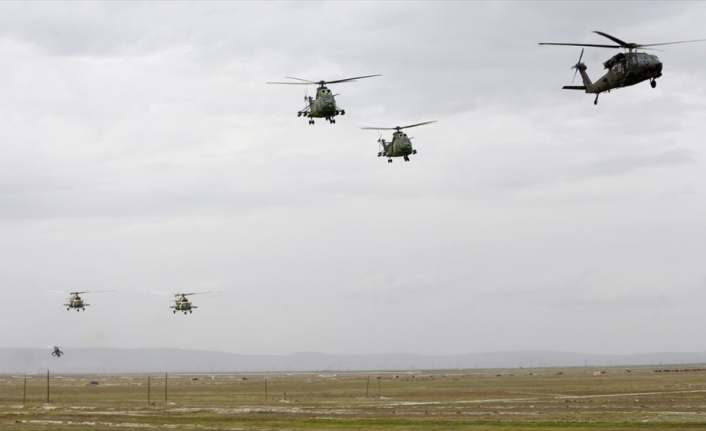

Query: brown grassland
left=2, top=366, right=706, bottom=430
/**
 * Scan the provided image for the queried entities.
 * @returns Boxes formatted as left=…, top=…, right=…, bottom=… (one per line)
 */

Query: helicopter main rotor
left=360, top=120, right=437, bottom=132
left=267, top=74, right=380, bottom=87
left=174, top=291, right=222, bottom=297
left=540, top=31, right=706, bottom=52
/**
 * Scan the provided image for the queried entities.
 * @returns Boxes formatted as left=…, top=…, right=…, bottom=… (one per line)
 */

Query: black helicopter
left=540, top=31, right=706, bottom=105
left=52, top=346, right=63, bottom=357
left=267, top=75, right=379, bottom=124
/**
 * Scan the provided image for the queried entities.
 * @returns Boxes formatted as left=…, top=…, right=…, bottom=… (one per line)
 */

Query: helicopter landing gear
left=377, top=152, right=382, bottom=157
left=341, top=110, right=345, bottom=115
left=412, top=149, right=417, bottom=154
left=650, top=79, right=657, bottom=88
left=594, top=94, right=599, bottom=105
left=403, top=155, right=410, bottom=162
left=173, top=310, right=176, bottom=314
left=308, top=119, right=314, bottom=125
left=387, top=158, right=393, bottom=163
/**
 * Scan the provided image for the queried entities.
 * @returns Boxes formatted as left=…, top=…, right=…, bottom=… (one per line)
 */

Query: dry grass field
left=2, top=366, right=706, bottom=430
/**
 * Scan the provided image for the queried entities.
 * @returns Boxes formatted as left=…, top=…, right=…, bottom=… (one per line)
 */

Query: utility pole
left=164, top=373, right=168, bottom=404
left=147, top=376, right=151, bottom=405
left=23, top=375, right=27, bottom=406
left=46, top=370, right=50, bottom=404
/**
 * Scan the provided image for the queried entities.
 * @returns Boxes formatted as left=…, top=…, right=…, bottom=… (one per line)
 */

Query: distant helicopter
left=49, top=290, right=114, bottom=311
left=360, top=121, right=436, bottom=163
left=170, top=292, right=220, bottom=315
left=267, top=75, right=380, bottom=124
left=540, top=31, right=706, bottom=105
left=51, top=346, right=63, bottom=357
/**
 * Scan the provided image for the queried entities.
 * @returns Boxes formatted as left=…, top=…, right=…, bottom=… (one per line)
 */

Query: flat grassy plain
left=2, top=367, right=706, bottom=430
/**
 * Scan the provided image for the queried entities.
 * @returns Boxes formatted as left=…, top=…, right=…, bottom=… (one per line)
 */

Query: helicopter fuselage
left=299, top=86, right=345, bottom=124
left=588, top=52, right=662, bottom=92
left=171, top=296, right=196, bottom=314
left=380, top=132, right=416, bottom=162
left=565, top=51, right=663, bottom=104
left=65, top=294, right=88, bottom=311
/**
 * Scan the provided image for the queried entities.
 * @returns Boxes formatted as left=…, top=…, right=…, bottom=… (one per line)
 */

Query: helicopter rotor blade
left=571, top=48, right=584, bottom=84
left=396, top=120, right=437, bottom=130
left=639, top=38, right=706, bottom=48
left=47, top=289, right=68, bottom=295
left=266, top=77, right=317, bottom=85
left=326, top=74, right=381, bottom=84
left=284, top=76, right=317, bottom=83
left=178, top=291, right=222, bottom=297
left=539, top=42, right=620, bottom=49
left=592, top=31, right=632, bottom=48
left=266, top=81, right=314, bottom=85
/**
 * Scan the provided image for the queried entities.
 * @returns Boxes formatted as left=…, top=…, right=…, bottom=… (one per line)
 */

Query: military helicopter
left=170, top=292, right=220, bottom=315
left=267, top=75, right=380, bottom=124
left=540, top=31, right=706, bottom=105
left=51, top=346, right=63, bottom=357
left=360, top=121, right=436, bottom=163
left=49, top=290, right=114, bottom=311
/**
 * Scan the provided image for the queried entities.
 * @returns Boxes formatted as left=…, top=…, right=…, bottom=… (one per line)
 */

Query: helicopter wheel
left=189, top=310, right=192, bottom=314
left=650, top=79, right=657, bottom=88
left=341, top=110, right=345, bottom=115
left=173, top=310, right=176, bottom=314
left=412, top=150, right=417, bottom=154
left=387, top=159, right=392, bottom=163
left=377, top=152, right=382, bottom=157
left=308, top=120, right=314, bottom=125
left=404, top=156, right=410, bottom=162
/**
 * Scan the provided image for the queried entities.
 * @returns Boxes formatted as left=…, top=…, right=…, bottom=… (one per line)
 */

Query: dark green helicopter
left=267, top=75, right=379, bottom=124
left=360, top=121, right=436, bottom=163
left=540, top=31, right=706, bottom=105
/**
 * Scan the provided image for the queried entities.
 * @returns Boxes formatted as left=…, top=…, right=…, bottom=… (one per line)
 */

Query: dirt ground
left=2, top=366, right=706, bottom=430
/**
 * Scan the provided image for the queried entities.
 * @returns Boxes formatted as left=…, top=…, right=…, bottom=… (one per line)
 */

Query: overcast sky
left=1, top=1, right=706, bottom=357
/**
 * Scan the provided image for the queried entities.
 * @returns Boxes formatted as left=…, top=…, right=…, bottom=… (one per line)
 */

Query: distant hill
left=2, top=348, right=705, bottom=374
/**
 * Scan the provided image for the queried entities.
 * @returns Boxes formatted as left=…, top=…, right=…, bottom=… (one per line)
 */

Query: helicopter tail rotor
left=377, top=133, right=384, bottom=157
left=571, top=48, right=585, bottom=83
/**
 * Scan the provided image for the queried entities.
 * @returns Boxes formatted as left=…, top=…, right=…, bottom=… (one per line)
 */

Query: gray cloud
left=1, top=2, right=706, bottom=357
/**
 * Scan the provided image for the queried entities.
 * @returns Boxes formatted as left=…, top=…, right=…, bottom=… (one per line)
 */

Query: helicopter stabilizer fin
left=562, top=85, right=586, bottom=90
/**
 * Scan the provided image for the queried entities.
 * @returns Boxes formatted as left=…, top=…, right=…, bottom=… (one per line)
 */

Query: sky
left=1, top=1, right=706, bottom=357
